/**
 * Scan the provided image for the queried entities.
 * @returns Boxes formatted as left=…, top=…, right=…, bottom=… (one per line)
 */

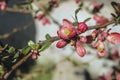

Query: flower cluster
left=56, top=19, right=88, bottom=57
left=56, top=19, right=120, bottom=57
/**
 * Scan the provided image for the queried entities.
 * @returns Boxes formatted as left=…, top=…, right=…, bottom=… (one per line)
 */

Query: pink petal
left=106, top=32, right=120, bottom=44
left=63, top=19, right=73, bottom=29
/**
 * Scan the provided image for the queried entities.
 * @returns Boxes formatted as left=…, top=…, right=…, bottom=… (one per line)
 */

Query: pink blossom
left=77, top=22, right=88, bottom=34
left=75, top=41, right=86, bottom=57
left=106, top=32, right=120, bottom=44
left=94, top=40, right=106, bottom=56
left=31, top=50, right=39, bottom=60
left=57, top=19, right=77, bottom=39
left=116, top=74, right=120, bottom=80
left=56, top=39, right=68, bottom=48
left=75, top=0, right=81, bottom=4
left=0, top=1, right=6, bottom=11
left=42, top=17, right=50, bottom=25
left=111, top=48, right=119, bottom=60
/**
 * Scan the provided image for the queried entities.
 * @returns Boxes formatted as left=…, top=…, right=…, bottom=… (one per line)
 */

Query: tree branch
left=2, top=20, right=116, bottom=80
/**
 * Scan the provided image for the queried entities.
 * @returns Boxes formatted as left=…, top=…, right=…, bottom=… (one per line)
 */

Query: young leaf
left=39, top=42, right=51, bottom=52
left=45, top=34, right=52, bottom=40
left=75, top=7, right=82, bottom=21
left=22, top=46, right=31, bottom=55
left=0, top=65, right=3, bottom=73
left=84, top=18, right=91, bottom=22
left=7, top=47, right=15, bottom=53
left=28, top=40, right=35, bottom=46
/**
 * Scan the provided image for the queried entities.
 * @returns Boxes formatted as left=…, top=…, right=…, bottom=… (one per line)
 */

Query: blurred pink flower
left=0, top=1, right=6, bottom=11
left=57, top=19, right=77, bottom=39
left=75, top=41, right=86, bottom=57
left=75, top=0, right=81, bottom=4
left=93, top=15, right=108, bottom=25
left=106, top=32, right=120, bottom=44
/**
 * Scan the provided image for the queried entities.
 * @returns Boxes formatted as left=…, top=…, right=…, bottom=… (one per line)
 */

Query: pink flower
left=36, top=14, right=50, bottom=25
left=0, top=1, right=6, bottom=11
left=111, top=48, right=119, bottom=60
left=75, top=0, right=81, bottom=4
left=106, top=32, right=120, bottom=44
left=75, top=41, right=86, bottom=57
left=77, top=22, right=88, bottom=34
left=94, top=40, right=106, bottom=56
left=93, top=15, right=108, bottom=25
left=42, top=17, right=50, bottom=25
left=57, top=19, right=77, bottom=39
left=56, top=39, right=68, bottom=48
left=116, top=74, right=120, bottom=80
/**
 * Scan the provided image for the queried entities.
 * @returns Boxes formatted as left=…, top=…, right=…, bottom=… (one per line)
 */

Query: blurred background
left=0, top=0, right=120, bottom=80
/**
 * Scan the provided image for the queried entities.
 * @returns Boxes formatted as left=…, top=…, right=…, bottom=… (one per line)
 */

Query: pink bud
left=75, top=41, right=86, bottom=57
left=31, top=50, right=39, bottom=60
left=106, top=32, right=120, bottom=44
left=42, top=17, right=50, bottom=25
left=56, top=40, right=68, bottom=48
left=77, top=22, right=88, bottom=34
left=36, top=14, right=44, bottom=20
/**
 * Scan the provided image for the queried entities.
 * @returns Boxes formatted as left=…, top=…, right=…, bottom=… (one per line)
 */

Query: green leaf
left=84, top=18, right=91, bottom=22
left=75, top=7, right=82, bottom=21
left=45, top=34, right=52, bottom=40
left=13, top=52, right=19, bottom=58
left=8, top=47, right=15, bottom=53
left=0, top=44, right=8, bottom=51
left=0, top=65, right=3, bottom=73
left=28, top=40, right=35, bottom=46
left=111, top=2, right=120, bottom=11
left=2, top=56, right=9, bottom=61
left=22, top=46, right=31, bottom=55
left=39, top=42, right=51, bottom=52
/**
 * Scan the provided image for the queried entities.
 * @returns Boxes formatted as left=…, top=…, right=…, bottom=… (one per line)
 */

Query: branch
left=0, top=22, right=32, bottom=39
left=2, top=20, right=115, bottom=80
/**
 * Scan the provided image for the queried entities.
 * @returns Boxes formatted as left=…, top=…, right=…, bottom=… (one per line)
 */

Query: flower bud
left=56, top=40, right=68, bottom=48
left=75, top=41, right=86, bottom=57
left=77, top=22, right=88, bottom=34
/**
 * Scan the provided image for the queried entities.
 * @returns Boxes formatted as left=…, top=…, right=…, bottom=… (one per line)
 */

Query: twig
left=0, top=22, right=32, bottom=39
left=2, top=20, right=115, bottom=80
